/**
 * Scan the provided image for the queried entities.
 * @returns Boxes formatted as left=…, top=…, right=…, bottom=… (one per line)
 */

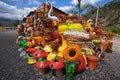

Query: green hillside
left=84, top=0, right=120, bottom=28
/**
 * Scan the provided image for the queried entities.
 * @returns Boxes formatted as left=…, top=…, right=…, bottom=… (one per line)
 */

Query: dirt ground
left=0, top=30, right=120, bottom=80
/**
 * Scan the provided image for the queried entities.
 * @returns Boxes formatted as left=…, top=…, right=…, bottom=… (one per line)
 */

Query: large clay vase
left=86, top=55, right=100, bottom=69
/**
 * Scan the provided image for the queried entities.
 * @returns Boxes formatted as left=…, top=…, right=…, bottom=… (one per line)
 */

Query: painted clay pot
left=28, top=57, right=36, bottom=64
left=92, top=38, right=101, bottom=46
left=86, top=55, right=100, bottom=69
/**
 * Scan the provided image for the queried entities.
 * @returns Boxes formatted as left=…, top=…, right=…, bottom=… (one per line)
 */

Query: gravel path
left=0, top=30, right=120, bottom=80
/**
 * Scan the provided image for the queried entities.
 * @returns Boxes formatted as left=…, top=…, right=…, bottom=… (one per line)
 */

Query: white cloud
left=59, top=6, right=73, bottom=12
left=28, top=0, right=41, bottom=5
left=71, top=0, right=78, bottom=5
left=0, top=1, right=37, bottom=20
left=71, top=0, right=101, bottom=6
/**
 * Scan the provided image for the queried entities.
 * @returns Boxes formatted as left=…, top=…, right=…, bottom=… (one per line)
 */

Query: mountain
left=83, top=0, right=120, bottom=28
left=0, top=18, right=20, bottom=27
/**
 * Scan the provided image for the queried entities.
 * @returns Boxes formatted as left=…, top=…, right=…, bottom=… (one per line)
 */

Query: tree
left=12, top=20, right=20, bottom=27
left=68, top=0, right=93, bottom=17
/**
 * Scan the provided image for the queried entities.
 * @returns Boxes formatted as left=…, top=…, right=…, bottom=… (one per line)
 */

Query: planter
left=86, top=55, right=100, bottom=69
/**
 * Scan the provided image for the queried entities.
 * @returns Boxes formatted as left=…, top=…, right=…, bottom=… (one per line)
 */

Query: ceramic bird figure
left=87, top=19, right=94, bottom=31
left=48, top=3, right=59, bottom=21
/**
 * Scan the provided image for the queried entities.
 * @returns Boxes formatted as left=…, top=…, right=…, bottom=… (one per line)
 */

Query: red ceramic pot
left=49, top=57, right=64, bottom=70
left=36, top=60, right=49, bottom=69
left=32, top=50, right=48, bottom=58
left=76, top=55, right=86, bottom=72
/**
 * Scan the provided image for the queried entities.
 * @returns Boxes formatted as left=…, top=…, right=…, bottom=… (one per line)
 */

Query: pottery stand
left=55, top=69, right=63, bottom=76
left=39, top=68, right=45, bottom=75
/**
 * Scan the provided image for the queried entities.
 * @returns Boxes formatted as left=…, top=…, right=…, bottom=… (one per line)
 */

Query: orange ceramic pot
left=86, top=55, right=100, bottom=69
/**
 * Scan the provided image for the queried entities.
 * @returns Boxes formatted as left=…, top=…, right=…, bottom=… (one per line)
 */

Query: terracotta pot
left=43, top=35, right=53, bottom=42
left=86, top=55, right=100, bottom=69
left=53, top=29, right=62, bottom=44
left=94, top=27, right=102, bottom=35
left=106, top=42, right=113, bottom=53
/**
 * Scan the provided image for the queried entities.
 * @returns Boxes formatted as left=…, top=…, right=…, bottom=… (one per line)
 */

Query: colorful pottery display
left=16, top=1, right=115, bottom=80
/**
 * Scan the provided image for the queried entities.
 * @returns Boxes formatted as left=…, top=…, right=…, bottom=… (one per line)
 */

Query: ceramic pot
left=43, top=35, right=53, bottom=42
left=86, top=55, right=100, bottom=69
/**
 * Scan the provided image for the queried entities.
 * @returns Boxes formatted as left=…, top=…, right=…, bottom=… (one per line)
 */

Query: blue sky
left=0, top=0, right=112, bottom=20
